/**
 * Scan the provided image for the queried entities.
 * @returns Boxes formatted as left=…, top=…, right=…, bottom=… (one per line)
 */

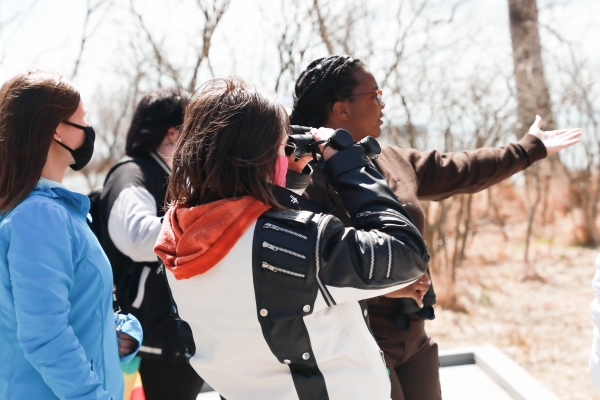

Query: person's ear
left=166, top=127, right=180, bottom=143
left=331, top=100, right=350, bottom=121
left=53, top=129, right=62, bottom=142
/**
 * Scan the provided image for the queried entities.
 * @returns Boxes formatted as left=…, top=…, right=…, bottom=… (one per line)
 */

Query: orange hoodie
left=154, top=196, right=271, bottom=280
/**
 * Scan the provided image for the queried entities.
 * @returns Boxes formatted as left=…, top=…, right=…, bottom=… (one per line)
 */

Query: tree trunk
left=508, top=0, right=557, bottom=257
left=508, top=0, right=556, bottom=133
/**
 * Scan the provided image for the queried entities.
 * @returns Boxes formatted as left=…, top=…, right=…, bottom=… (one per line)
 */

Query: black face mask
left=55, top=120, right=96, bottom=171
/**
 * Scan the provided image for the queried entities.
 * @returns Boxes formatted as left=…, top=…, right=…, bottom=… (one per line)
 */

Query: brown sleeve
left=378, top=134, right=547, bottom=202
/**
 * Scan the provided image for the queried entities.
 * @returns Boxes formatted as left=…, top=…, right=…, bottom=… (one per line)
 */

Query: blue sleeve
left=7, top=202, right=113, bottom=399
left=115, top=313, right=143, bottom=364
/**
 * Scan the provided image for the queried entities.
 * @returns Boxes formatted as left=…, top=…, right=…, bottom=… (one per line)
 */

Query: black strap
left=157, top=257, right=197, bottom=362
left=102, top=157, right=134, bottom=186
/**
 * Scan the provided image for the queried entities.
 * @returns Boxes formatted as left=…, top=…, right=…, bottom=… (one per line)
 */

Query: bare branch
left=0, top=0, right=39, bottom=64
left=129, top=0, right=183, bottom=87
left=312, top=0, right=333, bottom=55
left=72, top=0, right=112, bottom=78
left=188, top=0, right=230, bottom=92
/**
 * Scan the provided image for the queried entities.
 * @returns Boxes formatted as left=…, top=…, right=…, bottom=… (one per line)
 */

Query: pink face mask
left=273, top=156, right=288, bottom=187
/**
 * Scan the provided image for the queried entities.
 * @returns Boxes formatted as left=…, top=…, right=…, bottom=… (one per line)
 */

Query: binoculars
left=286, top=125, right=381, bottom=160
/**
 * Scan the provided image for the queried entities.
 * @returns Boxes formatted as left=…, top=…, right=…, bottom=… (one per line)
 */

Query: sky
left=2, top=0, right=598, bottom=103
left=0, top=0, right=598, bottom=191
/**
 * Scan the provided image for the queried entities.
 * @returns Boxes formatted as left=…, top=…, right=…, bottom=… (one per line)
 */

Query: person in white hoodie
left=590, top=254, right=600, bottom=391
left=154, top=76, right=431, bottom=400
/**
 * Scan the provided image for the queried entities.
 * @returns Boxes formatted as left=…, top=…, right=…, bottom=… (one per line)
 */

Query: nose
left=422, top=273, right=431, bottom=286
left=415, top=275, right=431, bottom=294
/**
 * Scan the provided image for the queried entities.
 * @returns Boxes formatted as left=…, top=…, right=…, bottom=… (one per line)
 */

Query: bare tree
left=129, top=0, right=230, bottom=93
left=553, top=45, right=600, bottom=246
left=508, top=0, right=555, bottom=132
left=260, top=0, right=315, bottom=94
left=0, top=0, right=39, bottom=65
left=72, top=0, right=113, bottom=78
left=508, top=0, right=558, bottom=266
left=79, top=55, right=147, bottom=188
left=309, top=0, right=374, bottom=59
left=312, top=0, right=333, bottom=55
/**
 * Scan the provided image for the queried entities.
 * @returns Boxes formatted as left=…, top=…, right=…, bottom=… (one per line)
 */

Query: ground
left=427, top=238, right=599, bottom=400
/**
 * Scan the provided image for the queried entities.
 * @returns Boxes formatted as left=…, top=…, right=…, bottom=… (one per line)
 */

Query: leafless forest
left=1, top=0, right=599, bottom=398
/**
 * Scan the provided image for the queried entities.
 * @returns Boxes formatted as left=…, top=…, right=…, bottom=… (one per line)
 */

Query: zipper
left=357, top=210, right=430, bottom=262
left=263, top=223, right=308, bottom=240
left=262, top=241, right=306, bottom=259
left=385, top=235, right=392, bottom=278
left=261, top=261, right=305, bottom=278
left=367, top=233, right=375, bottom=279
left=315, top=215, right=336, bottom=306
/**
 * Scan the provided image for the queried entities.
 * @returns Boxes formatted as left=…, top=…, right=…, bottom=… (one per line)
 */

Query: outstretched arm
left=378, top=117, right=581, bottom=202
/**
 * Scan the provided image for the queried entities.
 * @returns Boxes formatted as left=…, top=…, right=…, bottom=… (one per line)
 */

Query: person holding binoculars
left=153, top=75, right=432, bottom=399
left=290, top=55, right=582, bottom=400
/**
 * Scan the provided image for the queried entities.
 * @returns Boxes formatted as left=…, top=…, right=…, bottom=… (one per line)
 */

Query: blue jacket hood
left=31, top=179, right=90, bottom=218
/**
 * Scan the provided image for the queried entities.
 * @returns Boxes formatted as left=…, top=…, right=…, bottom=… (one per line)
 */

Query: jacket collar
left=155, top=196, right=270, bottom=280
left=33, top=178, right=90, bottom=217
left=149, top=151, right=171, bottom=175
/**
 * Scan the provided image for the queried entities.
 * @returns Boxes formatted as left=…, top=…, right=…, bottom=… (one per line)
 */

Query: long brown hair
left=167, top=76, right=287, bottom=209
left=0, top=70, right=81, bottom=213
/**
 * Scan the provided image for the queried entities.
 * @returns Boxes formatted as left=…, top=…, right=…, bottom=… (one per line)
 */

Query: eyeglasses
left=346, top=89, right=383, bottom=106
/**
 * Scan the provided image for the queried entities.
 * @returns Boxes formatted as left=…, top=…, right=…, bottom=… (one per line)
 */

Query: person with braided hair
left=291, top=55, right=582, bottom=400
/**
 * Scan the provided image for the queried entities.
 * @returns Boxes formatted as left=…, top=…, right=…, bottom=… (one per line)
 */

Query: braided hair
left=290, top=55, right=364, bottom=127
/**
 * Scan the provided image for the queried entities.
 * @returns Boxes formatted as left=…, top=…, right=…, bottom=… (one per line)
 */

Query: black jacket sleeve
left=314, top=145, right=430, bottom=306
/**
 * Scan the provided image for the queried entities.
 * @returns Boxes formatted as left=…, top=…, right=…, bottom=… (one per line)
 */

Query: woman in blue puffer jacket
left=0, top=70, right=142, bottom=399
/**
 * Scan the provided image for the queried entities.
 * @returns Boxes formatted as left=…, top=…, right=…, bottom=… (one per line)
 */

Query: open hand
left=383, top=272, right=431, bottom=307
left=528, top=115, right=582, bottom=155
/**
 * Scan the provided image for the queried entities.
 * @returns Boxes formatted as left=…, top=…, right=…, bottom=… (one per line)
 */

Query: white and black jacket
left=99, top=152, right=187, bottom=361
left=163, top=144, right=430, bottom=399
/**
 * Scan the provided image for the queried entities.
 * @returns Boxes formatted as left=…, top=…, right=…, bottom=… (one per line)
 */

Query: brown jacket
left=304, top=134, right=547, bottom=337
left=307, top=134, right=546, bottom=233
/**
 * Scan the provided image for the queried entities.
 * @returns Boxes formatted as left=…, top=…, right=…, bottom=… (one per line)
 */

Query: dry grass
left=428, top=234, right=599, bottom=400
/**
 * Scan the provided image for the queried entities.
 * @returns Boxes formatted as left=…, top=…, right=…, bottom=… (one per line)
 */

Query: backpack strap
left=102, top=156, right=135, bottom=185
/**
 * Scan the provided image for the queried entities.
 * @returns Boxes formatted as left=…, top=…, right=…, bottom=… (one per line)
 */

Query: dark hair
left=125, top=88, right=189, bottom=156
left=0, top=70, right=80, bottom=213
left=290, top=55, right=364, bottom=127
left=167, top=76, right=287, bottom=209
